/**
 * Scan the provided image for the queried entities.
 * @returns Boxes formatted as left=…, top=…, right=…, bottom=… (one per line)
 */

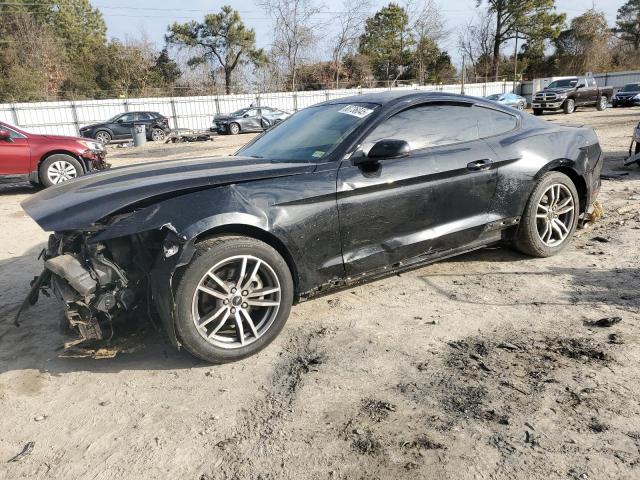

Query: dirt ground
left=1, top=108, right=640, bottom=480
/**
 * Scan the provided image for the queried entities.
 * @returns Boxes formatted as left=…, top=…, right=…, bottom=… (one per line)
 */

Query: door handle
left=467, top=158, right=493, bottom=171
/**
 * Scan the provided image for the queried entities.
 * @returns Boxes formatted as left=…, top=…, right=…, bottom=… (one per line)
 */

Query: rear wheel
left=563, top=99, right=575, bottom=114
left=39, top=154, right=83, bottom=187
left=174, top=236, right=294, bottom=363
left=151, top=128, right=166, bottom=142
left=533, top=108, right=543, bottom=116
left=514, top=172, right=579, bottom=258
left=596, top=96, right=608, bottom=111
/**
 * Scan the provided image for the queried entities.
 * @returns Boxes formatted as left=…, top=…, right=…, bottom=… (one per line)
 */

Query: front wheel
left=95, top=130, right=112, bottom=145
left=174, top=236, right=294, bottom=363
left=514, top=172, right=579, bottom=258
left=563, top=99, right=575, bottom=114
left=39, top=154, right=83, bottom=187
left=596, top=96, right=608, bottom=111
left=229, top=122, right=240, bottom=135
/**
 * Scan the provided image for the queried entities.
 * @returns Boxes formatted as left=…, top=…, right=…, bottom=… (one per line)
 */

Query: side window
left=471, top=106, right=517, bottom=138
left=118, top=113, right=135, bottom=123
left=361, top=104, right=479, bottom=152
left=5, top=127, right=26, bottom=139
left=588, top=78, right=597, bottom=87
left=245, top=109, right=259, bottom=117
left=136, top=112, right=152, bottom=120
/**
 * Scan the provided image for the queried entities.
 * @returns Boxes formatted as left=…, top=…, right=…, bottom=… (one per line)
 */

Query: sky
left=100, top=0, right=626, bottom=68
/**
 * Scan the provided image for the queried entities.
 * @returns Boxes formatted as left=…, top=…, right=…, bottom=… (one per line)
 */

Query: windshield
left=547, top=79, right=578, bottom=89
left=230, top=109, right=249, bottom=117
left=237, top=103, right=378, bottom=162
left=621, top=84, right=640, bottom=92
left=486, top=94, right=501, bottom=100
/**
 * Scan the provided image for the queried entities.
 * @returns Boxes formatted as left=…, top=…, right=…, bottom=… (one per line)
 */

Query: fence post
left=169, top=98, right=179, bottom=130
left=293, top=93, right=298, bottom=112
left=214, top=96, right=221, bottom=115
left=255, top=93, right=261, bottom=107
left=123, top=98, right=129, bottom=112
left=10, top=103, right=19, bottom=126
left=325, top=91, right=330, bottom=101
left=70, top=101, right=80, bottom=135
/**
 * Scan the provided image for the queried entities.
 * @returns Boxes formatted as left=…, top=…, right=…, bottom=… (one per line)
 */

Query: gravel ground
left=1, top=109, right=640, bottom=480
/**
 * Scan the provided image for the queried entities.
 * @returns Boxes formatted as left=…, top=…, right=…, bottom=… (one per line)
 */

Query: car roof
left=317, top=90, right=512, bottom=111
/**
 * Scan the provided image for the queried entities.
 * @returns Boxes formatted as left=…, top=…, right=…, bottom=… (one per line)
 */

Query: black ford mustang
left=19, top=91, right=602, bottom=363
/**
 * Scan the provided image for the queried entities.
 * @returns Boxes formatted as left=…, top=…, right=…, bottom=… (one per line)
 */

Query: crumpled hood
left=22, top=156, right=315, bottom=232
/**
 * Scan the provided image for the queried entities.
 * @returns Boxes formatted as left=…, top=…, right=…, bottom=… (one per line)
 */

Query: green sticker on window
left=312, top=150, right=325, bottom=158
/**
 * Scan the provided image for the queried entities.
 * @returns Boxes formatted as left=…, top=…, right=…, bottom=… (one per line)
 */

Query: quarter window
left=471, top=106, right=517, bottom=138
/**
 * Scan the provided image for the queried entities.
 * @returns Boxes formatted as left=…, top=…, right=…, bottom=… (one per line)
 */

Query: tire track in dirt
left=202, top=327, right=331, bottom=479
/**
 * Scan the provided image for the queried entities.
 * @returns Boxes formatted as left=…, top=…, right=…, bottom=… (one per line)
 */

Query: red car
left=0, top=121, right=109, bottom=187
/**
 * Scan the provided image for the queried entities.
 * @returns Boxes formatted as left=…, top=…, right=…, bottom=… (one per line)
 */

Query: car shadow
left=0, top=175, right=39, bottom=195
left=417, top=249, right=639, bottom=311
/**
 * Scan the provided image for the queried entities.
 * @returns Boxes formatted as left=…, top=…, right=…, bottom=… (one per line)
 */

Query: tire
left=95, top=130, right=112, bottom=145
left=514, top=172, right=579, bottom=258
left=151, top=128, right=166, bottom=142
left=39, top=154, right=83, bottom=187
left=563, top=99, right=575, bottom=114
left=596, top=96, right=608, bottom=111
left=229, top=122, right=240, bottom=135
left=174, top=235, right=294, bottom=364
left=517, top=101, right=525, bottom=111
left=533, top=108, right=543, bottom=116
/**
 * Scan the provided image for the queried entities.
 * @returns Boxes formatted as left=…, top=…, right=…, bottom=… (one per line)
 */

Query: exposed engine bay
left=18, top=231, right=163, bottom=343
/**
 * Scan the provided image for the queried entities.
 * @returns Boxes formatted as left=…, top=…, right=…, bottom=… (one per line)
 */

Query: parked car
left=19, top=91, right=602, bottom=363
left=612, top=83, right=640, bottom=108
left=79, top=111, right=171, bottom=144
left=624, top=121, right=640, bottom=167
left=213, top=107, right=290, bottom=135
left=486, top=92, right=527, bottom=110
left=532, top=76, right=613, bottom=115
left=0, top=120, right=108, bottom=187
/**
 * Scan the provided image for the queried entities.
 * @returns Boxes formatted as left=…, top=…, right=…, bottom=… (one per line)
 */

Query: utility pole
left=461, top=55, right=466, bottom=95
left=513, top=30, right=519, bottom=93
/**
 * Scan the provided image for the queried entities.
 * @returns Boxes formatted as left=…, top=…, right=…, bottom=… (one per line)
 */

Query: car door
left=0, top=125, right=30, bottom=175
left=111, top=113, right=135, bottom=139
left=336, top=102, right=500, bottom=275
left=241, top=109, right=262, bottom=131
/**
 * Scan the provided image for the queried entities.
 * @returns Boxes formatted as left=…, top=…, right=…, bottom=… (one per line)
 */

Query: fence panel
left=0, top=80, right=525, bottom=136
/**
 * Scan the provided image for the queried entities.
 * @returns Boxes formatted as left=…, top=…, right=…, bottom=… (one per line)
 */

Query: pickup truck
left=532, top=76, right=613, bottom=115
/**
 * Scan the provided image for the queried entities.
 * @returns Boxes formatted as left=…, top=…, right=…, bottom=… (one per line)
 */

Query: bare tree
left=406, top=0, right=447, bottom=84
left=330, top=0, right=371, bottom=88
left=259, top=0, right=326, bottom=91
left=458, top=10, right=495, bottom=81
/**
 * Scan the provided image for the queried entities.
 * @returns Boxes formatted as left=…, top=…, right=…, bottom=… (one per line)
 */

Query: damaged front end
left=16, top=229, right=167, bottom=344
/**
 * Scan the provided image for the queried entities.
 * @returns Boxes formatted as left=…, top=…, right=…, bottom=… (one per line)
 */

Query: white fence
left=0, top=81, right=516, bottom=137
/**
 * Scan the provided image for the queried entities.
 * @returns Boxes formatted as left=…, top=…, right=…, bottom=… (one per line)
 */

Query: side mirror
left=243, top=113, right=250, bottom=118
left=0, top=129, right=11, bottom=141
left=353, top=139, right=411, bottom=166
left=576, top=84, right=585, bottom=89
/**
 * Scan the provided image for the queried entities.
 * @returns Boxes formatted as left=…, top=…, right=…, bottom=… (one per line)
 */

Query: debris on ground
left=587, top=317, right=622, bottom=328
left=7, top=442, right=34, bottom=462
left=361, top=398, right=396, bottom=422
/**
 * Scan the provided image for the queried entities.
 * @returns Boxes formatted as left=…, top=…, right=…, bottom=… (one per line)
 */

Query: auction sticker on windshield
left=338, top=105, right=374, bottom=118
